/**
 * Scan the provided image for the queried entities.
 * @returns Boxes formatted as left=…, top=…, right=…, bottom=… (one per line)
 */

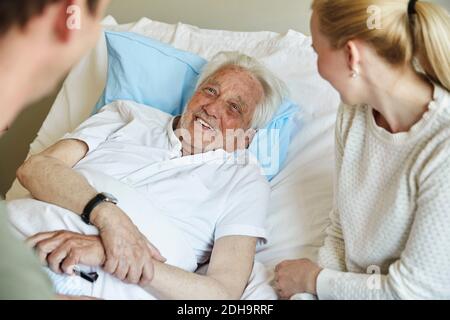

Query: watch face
left=102, top=192, right=118, bottom=204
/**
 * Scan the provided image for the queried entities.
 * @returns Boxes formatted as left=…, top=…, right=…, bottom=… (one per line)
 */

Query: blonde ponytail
left=412, top=2, right=450, bottom=91
left=311, top=0, right=450, bottom=91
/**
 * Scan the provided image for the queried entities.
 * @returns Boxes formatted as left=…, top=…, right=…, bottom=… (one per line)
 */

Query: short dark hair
left=0, top=0, right=100, bottom=36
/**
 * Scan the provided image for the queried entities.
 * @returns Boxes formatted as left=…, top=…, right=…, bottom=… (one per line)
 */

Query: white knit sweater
left=316, top=84, right=450, bottom=299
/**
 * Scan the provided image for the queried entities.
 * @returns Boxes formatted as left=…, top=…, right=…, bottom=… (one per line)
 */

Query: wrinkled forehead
left=205, top=66, right=264, bottom=106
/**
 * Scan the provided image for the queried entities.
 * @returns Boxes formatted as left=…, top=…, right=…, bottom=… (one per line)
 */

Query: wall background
left=1, top=0, right=449, bottom=196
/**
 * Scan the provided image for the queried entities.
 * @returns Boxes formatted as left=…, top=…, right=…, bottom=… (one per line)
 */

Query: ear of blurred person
left=0, top=0, right=109, bottom=300
left=0, top=0, right=109, bottom=133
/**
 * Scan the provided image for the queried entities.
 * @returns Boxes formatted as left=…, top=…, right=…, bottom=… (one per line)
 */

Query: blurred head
left=0, top=0, right=110, bottom=104
left=310, top=0, right=450, bottom=105
left=178, top=51, right=287, bottom=154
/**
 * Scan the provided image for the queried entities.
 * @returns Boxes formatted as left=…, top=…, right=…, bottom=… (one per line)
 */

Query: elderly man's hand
left=90, top=203, right=166, bottom=286
left=27, top=231, right=105, bottom=274
left=274, top=259, right=322, bottom=299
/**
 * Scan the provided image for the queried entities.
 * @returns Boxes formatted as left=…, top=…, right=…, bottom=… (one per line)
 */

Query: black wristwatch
left=81, top=192, right=118, bottom=225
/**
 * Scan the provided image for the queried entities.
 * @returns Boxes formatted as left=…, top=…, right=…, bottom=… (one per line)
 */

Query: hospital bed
left=6, top=15, right=340, bottom=299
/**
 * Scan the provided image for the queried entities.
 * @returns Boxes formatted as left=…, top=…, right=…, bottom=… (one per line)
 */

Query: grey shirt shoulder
left=0, top=201, right=54, bottom=300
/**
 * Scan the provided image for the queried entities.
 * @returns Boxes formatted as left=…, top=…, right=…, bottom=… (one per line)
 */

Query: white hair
left=196, top=51, right=289, bottom=129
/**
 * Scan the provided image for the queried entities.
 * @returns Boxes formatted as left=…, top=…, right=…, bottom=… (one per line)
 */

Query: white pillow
left=171, top=22, right=338, bottom=117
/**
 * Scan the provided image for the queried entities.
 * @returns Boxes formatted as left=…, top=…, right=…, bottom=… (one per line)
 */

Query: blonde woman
left=275, top=0, right=450, bottom=299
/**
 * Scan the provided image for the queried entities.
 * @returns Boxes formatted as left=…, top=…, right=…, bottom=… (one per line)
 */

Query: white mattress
left=7, top=16, right=340, bottom=299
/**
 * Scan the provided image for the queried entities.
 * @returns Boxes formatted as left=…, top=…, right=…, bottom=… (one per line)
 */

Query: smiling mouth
left=195, top=116, right=215, bottom=131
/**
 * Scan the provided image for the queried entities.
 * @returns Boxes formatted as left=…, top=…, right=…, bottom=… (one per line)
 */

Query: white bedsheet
left=7, top=168, right=277, bottom=299
left=8, top=169, right=200, bottom=299
left=6, top=16, right=340, bottom=299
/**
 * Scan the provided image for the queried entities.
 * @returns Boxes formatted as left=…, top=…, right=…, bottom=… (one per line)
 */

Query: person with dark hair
left=0, top=0, right=109, bottom=299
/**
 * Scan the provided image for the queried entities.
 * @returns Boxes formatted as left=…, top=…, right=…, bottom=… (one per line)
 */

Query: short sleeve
left=61, top=101, right=127, bottom=153
left=214, top=167, right=270, bottom=244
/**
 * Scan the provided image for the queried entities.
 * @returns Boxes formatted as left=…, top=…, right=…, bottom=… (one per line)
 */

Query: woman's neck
left=365, top=67, right=434, bottom=133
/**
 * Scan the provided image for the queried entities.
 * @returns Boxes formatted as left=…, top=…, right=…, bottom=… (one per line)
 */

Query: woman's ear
left=345, top=40, right=361, bottom=76
left=54, top=0, right=76, bottom=43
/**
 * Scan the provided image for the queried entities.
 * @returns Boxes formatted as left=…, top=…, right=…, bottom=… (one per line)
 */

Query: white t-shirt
left=62, top=100, right=270, bottom=264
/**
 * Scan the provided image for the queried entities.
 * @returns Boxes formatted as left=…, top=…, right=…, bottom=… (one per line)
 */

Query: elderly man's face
left=178, top=66, right=264, bottom=154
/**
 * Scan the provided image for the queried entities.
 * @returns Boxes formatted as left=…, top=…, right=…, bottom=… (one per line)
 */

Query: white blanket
left=7, top=168, right=276, bottom=299
left=7, top=169, right=199, bottom=299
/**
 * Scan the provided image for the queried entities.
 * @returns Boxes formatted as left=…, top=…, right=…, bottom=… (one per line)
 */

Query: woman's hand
left=274, top=258, right=322, bottom=299
left=27, top=231, right=105, bottom=274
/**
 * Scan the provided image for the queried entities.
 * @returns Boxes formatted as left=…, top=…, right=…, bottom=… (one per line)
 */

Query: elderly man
left=9, top=51, right=287, bottom=299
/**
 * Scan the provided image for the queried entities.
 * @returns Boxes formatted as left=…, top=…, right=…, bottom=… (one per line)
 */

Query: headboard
left=106, top=0, right=314, bottom=35
left=106, top=0, right=450, bottom=36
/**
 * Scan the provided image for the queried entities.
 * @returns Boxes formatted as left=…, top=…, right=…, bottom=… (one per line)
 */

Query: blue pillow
left=94, top=31, right=205, bottom=115
left=94, top=31, right=301, bottom=180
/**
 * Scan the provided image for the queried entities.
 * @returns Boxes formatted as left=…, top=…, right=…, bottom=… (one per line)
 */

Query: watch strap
left=81, top=193, right=108, bottom=225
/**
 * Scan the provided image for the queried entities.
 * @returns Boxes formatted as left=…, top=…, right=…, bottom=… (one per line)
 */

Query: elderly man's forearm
left=17, top=154, right=98, bottom=216
left=146, top=261, right=235, bottom=300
